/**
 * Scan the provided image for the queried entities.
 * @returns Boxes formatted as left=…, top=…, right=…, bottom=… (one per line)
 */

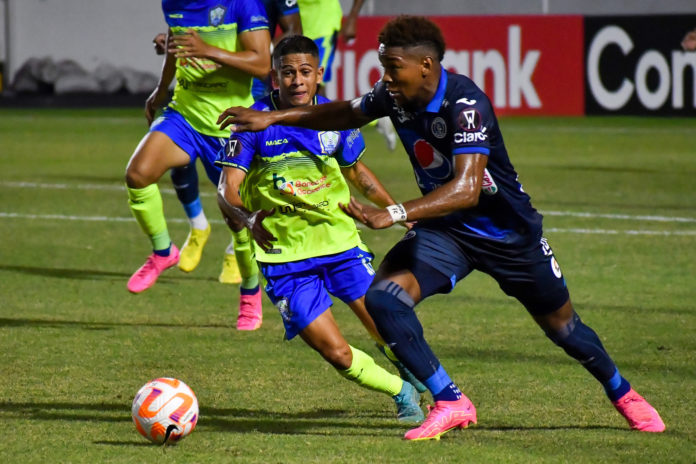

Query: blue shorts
left=381, top=226, right=570, bottom=316
left=260, top=247, right=375, bottom=339
left=149, top=107, right=226, bottom=185
left=313, top=31, right=338, bottom=83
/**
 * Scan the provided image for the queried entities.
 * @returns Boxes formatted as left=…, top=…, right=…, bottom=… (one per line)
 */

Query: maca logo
left=266, top=138, right=288, bottom=146
left=273, top=173, right=295, bottom=196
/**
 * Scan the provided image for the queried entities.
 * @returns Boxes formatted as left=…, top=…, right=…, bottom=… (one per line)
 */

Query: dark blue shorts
left=149, top=107, right=227, bottom=185
left=381, top=226, right=569, bottom=316
left=260, top=247, right=375, bottom=339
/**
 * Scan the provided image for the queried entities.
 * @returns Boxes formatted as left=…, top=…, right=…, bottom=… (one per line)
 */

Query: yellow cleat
left=178, top=224, right=211, bottom=273
left=219, top=252, right=242, bottom=284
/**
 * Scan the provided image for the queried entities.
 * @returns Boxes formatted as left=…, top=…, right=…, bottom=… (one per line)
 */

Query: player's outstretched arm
left=169, top=28, right=271, bottom=79
left=339, top=0, right=366, bottom=43
left=345, top=152, right=488, bottom=229
left=218, top=98, right=372, bottom=133
left=217, top=167, right=277, bottom=251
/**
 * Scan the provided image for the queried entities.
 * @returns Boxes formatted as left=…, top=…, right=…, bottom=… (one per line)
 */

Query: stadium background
left=1, top=0, right=694, bottom=116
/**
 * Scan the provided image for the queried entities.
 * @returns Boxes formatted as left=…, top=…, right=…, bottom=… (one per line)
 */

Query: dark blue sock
left=170, top=162, right=199, bottom=205
left=240, top=285, right=259, bottom=296
left=427, top=366, right=463, bottom=402
left=153, top=243, right=171, bottom=257
left=545, top=312, right=623, bottom=397
left=365, top=280, right=452, bottom=394
left=603, top=369, right=631, bottom=402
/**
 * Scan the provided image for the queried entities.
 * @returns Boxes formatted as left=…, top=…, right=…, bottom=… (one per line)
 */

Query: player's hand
left=144, top=87, right=168, bottom=126
left=682, top=29, right=696, bottom=51
left=339, top=16, right=358, bottom=44
left=340, top=196, right=394, bottom=229
left=218, top=106, right=274, bottom=132
left=246, top=209, right=277, bottom=252
left=153, top=33, right=167, bottom=55
left=169, top=29, right=215, bottom=70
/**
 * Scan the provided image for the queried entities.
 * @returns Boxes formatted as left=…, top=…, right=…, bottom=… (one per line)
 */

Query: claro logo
left=587, top=25, right=696, bottom=110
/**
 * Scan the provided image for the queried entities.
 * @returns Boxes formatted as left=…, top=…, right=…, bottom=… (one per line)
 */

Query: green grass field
left=1, top=108, right=695, bottom=463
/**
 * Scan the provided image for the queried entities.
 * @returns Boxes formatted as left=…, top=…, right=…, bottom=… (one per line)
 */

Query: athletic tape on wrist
left=386, top=204, right=407, bottom=223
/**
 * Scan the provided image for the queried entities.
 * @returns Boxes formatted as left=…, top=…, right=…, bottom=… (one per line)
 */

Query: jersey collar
left=425, top=68, right=448, bottom=113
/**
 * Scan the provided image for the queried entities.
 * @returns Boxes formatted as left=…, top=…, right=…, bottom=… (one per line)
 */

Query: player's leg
left=263, top=261, right=422, bottom=422
left=497, top=237, right=665, bottom=432
left=363, top=230, right=477, bottom=440
left=125, top=129, right=190, bottom=293
left=171, top=162, right=212, bottom=273
left=299, top=308, right=423, bottom=423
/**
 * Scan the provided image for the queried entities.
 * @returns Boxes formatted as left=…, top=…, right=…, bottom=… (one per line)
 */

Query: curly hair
left=378, top=16, right=446, bottom=62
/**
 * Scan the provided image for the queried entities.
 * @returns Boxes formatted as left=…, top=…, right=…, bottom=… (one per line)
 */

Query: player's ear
left=316, top=66, right=325, bottom=85
left=270, top=68, right=279, bottom=88
left=421, top=56, right=434, bottom=78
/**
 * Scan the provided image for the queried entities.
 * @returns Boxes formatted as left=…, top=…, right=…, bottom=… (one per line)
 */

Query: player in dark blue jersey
left=217, top=16, right=665, bottom=440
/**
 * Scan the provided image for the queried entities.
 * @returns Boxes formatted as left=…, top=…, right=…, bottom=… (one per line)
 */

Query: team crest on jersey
left=550, top=257, right=563, bottom=278
left=318, top=131, right=340, bottom=154
left=431, top=117, right=447, bottom=139
left=458, top=108, right=481, bottom=132
left=209, top=5, right=226, bottom=26
left=412, top=139, right=452, bottom=180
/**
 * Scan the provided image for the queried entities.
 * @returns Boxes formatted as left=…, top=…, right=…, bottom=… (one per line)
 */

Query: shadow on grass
left=0, top=264, right=216, bottom=283
left=0, top=317, right=234, bottom=330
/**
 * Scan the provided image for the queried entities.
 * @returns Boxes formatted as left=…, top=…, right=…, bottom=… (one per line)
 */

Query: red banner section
left=326, top=16, right=584, bottom=116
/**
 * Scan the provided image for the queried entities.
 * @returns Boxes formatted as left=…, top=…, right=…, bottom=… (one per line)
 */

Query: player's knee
left=364, top=280, right=415, bottom=325
left=125, top=165, right=153, bottom=189
left=321, top=344, right=352, bottom=370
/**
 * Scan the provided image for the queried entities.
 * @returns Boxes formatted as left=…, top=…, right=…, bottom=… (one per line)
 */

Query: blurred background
left=0, top=0, right=694, bottom=116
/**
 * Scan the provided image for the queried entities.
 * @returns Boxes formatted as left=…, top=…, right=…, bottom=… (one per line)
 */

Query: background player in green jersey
left=216, top=35, right=424, bottom=423
left=125, top=0, right=270, bottom=329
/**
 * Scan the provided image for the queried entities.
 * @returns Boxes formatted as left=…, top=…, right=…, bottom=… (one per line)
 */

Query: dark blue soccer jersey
left=360, top=69, right=543, bottom=246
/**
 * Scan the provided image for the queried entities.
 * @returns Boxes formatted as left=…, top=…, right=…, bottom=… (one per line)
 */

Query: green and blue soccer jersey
left=162, top=0, right=269, bottom=137
left=216, top=91, right=367, bottom=263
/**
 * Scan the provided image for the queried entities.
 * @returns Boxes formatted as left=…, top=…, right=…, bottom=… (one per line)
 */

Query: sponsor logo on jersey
left=458, top=108, right=481, bottom=131
left=285, top=0, right=298, bottom=6
left=273, top=173, right=331, bottom=197
left=277, top=200, right=330, bottom=214
left=456, top=97, right=477, bottom=105
left=412, top=139, right=451, bottom=180
left=551, top=257, right=563, bottom=278
left=266, top=138, right=289, bottom=146
left=209, top=5, right=226, bottom=27
left=454, top=130, right=488, bottom=143
left=481, top=168, right=498, bottom=195
left=431, top=117, right=447, bottom=139
left=392, top=103, right=414, bottom=123
left=318, top=131, right=340, bottom=154
left=273, top=173, right=295, bottom=196
left=225, top=138, right=242, bottom=159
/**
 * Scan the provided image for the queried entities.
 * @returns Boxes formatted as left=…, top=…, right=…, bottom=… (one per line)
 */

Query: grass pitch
left=0, top=108, right=694, bottom=463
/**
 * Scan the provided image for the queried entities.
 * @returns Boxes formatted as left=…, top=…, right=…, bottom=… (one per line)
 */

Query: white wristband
left=386, top=204, right=407, bottom=223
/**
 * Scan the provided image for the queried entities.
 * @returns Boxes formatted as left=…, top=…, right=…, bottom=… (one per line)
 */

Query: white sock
left=189, top=211, right=209, bottom=231
left=225, top=241, right=235, bottom=254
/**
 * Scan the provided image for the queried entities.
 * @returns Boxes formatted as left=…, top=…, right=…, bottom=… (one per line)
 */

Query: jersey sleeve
left=359, top=81, right=390, bottom=120
left=451, top=94, right=494, bottom=156
left=334, top=128, right=366, bottom=167
left=234, top=0, right=270, bottom=33
left=215, top=131, right=257, bottom=172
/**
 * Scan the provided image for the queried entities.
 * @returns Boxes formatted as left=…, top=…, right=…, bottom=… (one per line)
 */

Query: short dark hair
left=272, top=35, right=319, bottom=68
left=378, top=16, right=446, bottom=62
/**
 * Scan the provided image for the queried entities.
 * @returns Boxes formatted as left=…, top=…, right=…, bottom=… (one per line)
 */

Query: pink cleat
left=127, top=245, right=180, bottom=294
left=237, top=288, right=263, bottom=331
left=612, top=388, right=665, bottom=432
left=404, top=395, right=477, bottom=441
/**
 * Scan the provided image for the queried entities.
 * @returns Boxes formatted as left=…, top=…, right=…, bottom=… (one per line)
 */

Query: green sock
left=127, top=184, right=170, bottom=251
left=381, top=344, right=399, bottom=362
left=231, top=228, right=258, bottom=289
left=338, top=346, right=403, bottom=397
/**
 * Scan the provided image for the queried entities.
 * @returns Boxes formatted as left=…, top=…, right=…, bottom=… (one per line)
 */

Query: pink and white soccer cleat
left=404, top=395, right=477, bottom=441
left=612, top=388, right=665, bottom=432
left=237, top=287, right=263, bottom=331
left=127, top=245, right=180, bottom=294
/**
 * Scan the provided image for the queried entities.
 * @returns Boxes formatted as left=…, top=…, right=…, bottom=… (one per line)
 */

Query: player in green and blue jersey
left=216, top=35, right=424, bottom=423
left=125, top=0, right=270, bottom=329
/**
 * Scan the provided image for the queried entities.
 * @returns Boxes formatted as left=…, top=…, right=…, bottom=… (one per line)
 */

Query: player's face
left=378, top=45, right=428, bottom=109
left=273, top=53, right=324, bottom=108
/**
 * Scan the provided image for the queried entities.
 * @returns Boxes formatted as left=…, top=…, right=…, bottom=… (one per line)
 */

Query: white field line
left=2, top=212, right=696, bottom=237
left=2, top=180, right=695, bottom=225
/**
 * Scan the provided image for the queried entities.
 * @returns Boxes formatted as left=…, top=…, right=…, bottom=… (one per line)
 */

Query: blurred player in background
left=216, top=35, right=424, bottom=423
left=681, top=28, right=696, bottom=51
left=125, top=0, right=270, bottom=330
left=217, top=16, right=666, bottom=440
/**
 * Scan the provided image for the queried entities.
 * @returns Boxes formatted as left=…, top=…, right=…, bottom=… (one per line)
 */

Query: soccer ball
left=131, top=377, right=199, bottom=444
